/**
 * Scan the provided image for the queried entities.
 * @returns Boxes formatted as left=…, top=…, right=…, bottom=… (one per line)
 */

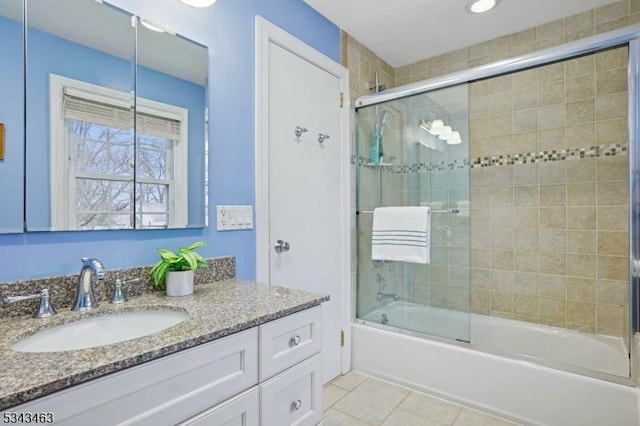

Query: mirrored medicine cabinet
left=0, top=0, right=208, bottom=233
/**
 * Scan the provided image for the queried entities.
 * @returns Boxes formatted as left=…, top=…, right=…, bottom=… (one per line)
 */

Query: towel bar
left=357, top=209, right=459, bottom=215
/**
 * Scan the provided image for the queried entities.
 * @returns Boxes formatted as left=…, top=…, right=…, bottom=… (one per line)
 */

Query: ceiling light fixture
left=468, top=0, right=498, bottom=14
left=448, top=131, right=462, bottom=145
left=419, top=119, right=446, bottom=135
left=179, top=0, right=216, bottom=7
left=419, top=120, right=463, bottom=145
left=438, top=126, right=454, bottom=141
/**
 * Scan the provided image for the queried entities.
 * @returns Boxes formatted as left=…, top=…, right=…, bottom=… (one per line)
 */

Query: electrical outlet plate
left=216, top=205, right=253, bottom=231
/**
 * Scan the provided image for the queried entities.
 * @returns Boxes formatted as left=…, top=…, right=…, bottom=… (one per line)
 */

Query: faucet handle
left=4, top=289, right=57, bottom=319
left=111, top=278, right=141, bottom=304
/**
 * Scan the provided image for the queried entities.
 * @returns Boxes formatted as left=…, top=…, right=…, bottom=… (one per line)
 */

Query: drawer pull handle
left=292, top=399, right=302, bottom=410
left=290, top=335, right=301, bottom=346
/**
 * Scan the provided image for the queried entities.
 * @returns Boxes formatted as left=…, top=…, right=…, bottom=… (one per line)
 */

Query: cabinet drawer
left=260, top=354, right=322, bottom=426
left=7, top=328, right=258, bottom=426
left=259, top=306, right=322, bottom=380
left=180, top=387, right=259, bottom=426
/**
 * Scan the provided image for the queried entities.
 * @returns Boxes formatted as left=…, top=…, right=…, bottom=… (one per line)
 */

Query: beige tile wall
left=394, top=0, right=640, bottom=84
left=346, top=1, right=634, bottom=337
left=342, top=32, right=394, bottom=106
left=467, top=47, right=629, bottom=337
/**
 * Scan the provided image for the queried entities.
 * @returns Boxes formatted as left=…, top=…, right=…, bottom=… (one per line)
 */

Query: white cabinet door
left=259, top=306, right=322, bottom=381
left=7, top=329, right=258, bottom=426
left=260, top=354, right=322, bottom=426
left=180, top=388, right=259, bottom=426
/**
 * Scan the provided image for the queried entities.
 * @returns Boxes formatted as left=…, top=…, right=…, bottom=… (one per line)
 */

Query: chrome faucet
left=72, top=257, right=105, bottom=311
left=376, top=292, right=400, bottom=303
left=376, top=273, right=399, bottom=303
left=4, top=289, right=57, bottom=318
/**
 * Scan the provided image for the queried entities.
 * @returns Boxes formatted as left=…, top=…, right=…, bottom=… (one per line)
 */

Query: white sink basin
left=11, top=310, right=188, bottom=353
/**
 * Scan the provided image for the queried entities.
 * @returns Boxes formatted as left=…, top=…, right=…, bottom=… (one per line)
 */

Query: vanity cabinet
left=180, top=388, right=259, bottom=426
left=6, top=305, right=323, bottom=426
left=260, top=355, right=322, bottom=426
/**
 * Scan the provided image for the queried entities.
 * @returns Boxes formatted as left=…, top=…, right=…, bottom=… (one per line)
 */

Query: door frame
left=254, top=16, right=351, bottom=374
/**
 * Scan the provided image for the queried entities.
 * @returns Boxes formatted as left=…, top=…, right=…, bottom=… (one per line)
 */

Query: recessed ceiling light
left=179, top=0, right=216, bottom=7
left=468, top=0, right=498, bottom=14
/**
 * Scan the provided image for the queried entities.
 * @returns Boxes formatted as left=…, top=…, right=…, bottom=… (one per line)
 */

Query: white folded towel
left=371, top=206, right=431, bottom=264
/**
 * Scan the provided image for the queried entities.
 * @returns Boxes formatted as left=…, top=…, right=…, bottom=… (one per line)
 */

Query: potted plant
left=151, top=242, right=208, bottom=296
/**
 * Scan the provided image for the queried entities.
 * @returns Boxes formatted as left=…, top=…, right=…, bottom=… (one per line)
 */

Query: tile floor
left=322, top=372, right=521, bottom=426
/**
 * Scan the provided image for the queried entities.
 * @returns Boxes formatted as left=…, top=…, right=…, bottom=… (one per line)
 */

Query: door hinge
left=340, top=330, right=345, bottom=347
left=339, top=92, right=344, bottom=108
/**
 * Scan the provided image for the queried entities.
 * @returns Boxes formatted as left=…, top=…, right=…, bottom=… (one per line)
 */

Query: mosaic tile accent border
left=470, top=143, right=627, bottom=168
left=0, top=256, right=235, bottom=319
left=354, top=142, right=628, bottom=174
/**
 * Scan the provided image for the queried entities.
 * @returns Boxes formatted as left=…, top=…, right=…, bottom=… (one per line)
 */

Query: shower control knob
left=274, top=240, right=290, bottom=253
left=290, top=335, right=301, bottom=346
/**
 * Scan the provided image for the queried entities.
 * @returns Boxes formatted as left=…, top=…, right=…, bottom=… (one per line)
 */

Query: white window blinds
left=63, top=90, right=182, bottom=141
left=137, top=113, right=182, bottom=140
left=63, top=94, right=133, bottom=130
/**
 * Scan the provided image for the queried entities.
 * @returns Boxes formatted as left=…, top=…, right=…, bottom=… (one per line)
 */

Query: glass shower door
left=355, top=83, right=471, bottom=343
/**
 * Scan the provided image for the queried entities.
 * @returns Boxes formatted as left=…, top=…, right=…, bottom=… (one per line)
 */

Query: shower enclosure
left=356, top=83, right=471, bottom=343
left=355, top=27, right=638, bottom=384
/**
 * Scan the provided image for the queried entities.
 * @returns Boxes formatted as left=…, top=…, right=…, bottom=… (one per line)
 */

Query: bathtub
left=361, top=301, right=629, bottom=377
left=354, top=302, right=639, bottom=426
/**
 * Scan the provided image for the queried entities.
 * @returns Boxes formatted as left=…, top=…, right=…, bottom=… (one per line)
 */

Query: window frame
left=49, top=73, right=188, bottom=230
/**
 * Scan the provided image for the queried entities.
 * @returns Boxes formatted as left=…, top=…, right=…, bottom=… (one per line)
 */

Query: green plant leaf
left=186, top=241, right=206, bottom=251
left=152, top=261, right=170, bottom=288
left=181, top=251, right=199, bottom=270
left=158, top=248, right=180, bottom=262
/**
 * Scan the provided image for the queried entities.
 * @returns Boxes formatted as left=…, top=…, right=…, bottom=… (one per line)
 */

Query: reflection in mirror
left=135, top=17, right=208, bottom=229
left=0, top=0, right=24, bottom=234
left=24, top=0, right=209, bottom=231
left=25, top=0, right=135, bottom=231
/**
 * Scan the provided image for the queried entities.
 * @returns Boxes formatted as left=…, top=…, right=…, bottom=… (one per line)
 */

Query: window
left=50, top=74, right=188, bottom=230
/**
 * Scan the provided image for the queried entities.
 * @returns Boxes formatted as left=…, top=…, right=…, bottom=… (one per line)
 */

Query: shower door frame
left=355, top=24, right=640, bottom=387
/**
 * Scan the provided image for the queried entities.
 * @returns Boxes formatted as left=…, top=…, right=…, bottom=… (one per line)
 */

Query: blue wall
left=0, top=16, right=24, bottom=234
left=0, top=0, right=340, bottom=282
left=24, top=24, right=206, bottom=229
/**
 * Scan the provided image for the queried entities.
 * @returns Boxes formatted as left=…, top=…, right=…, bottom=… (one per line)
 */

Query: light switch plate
left=216, top=205, right=253, bottom=231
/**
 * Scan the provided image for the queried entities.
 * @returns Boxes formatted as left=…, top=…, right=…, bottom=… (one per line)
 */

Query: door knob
left=274, top=240, right=290, bottom=253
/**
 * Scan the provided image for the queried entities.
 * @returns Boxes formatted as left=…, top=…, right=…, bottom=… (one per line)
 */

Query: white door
left=255, top=18, right=350, bottom=384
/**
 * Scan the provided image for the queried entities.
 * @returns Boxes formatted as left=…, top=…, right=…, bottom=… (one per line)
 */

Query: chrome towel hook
left=294, top=126, right=308, bottom=138
left=317, top=133, right=330, bottom=144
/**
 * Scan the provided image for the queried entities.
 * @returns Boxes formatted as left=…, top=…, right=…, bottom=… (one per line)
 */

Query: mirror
left=24, top=0, right=208, bottom=231
left=0, top=0, right=24, bottom=234
left=135, top=17, right=208, bottom=229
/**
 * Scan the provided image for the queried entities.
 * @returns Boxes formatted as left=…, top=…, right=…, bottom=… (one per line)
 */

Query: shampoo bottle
left=369, top=130, right=381, bottom=164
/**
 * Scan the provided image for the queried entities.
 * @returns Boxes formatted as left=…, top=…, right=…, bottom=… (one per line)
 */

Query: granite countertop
left=0, top=280, right=329, bottom=410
